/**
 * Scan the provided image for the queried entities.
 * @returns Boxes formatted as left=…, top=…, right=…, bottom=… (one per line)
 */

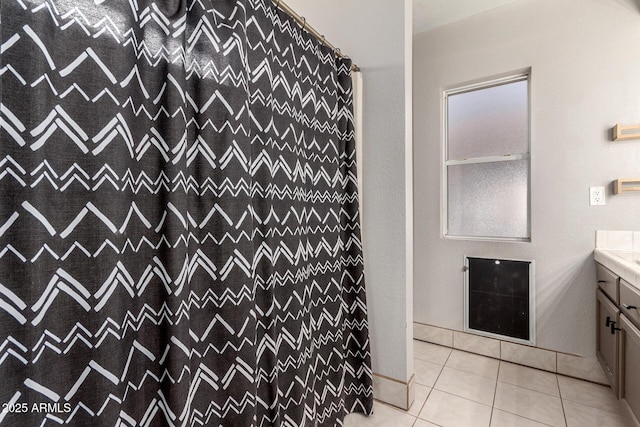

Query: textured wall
left=283, top=0, right=411, bottom=381
left=413, top=0, right=640, bottom=357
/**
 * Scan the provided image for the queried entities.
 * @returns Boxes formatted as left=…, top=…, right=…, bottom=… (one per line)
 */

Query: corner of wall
left=404, top=0, right=414, bottom=391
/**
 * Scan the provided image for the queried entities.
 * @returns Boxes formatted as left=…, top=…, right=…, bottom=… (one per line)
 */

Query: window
left=443, top=73, right=530, bottom=241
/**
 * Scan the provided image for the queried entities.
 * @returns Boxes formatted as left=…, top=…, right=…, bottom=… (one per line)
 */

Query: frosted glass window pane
left=448, top=80, right=528, bottom=160
left=447, top=160, right=529, bottom=238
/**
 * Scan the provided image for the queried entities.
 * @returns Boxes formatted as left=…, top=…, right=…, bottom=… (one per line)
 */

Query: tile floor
left=344, top=340, right=632, bottom=427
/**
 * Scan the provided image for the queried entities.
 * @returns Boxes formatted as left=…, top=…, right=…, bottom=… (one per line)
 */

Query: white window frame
left=442, top=72, right=531, bottom=242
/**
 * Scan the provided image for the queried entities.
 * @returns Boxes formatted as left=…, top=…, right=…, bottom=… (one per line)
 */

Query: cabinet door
left=597, top=289, right=620, bottom=395
left=620, top=315, right=640, bottom=425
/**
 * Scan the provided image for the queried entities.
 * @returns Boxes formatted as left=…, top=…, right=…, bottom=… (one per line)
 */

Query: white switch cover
left=590, top=186, right=606, bottom=206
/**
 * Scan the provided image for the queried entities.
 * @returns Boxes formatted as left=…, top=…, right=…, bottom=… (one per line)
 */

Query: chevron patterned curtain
left=0, top=0, right=373, bottom=425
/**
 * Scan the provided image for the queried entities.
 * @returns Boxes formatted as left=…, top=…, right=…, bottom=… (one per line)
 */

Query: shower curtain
left=0, top=0, right=373, bottom=425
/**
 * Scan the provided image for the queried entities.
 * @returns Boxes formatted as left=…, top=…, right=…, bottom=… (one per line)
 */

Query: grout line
left=493, top=378, right=561, bottom=399
left=438, top=347, right=453, bottom=377
left=489, top=362, right=502, bottom=426
left=443, top=346, right=452, bottom=362
left=559, top=403, right=569, bottom=425
left=492, top=408, right=557, bottom=427
left=414, top=384, right=432, bottom=418
left=439, top=363, right=498, bottom=383
left=557, top=373, right=564, bottom=400
left=412, top=348, right=451, bottom=424
left=491, top=375, right=559, bottom=426
left=557, top=373, right=569, bottom=427
left=493, top=365, right=562, bottom=398
left=412, top=417, right=443, bottom=427
left=374, top=399, right=421, bottom=420
left=560, top=398, right=623, bottom=416
left=429, top=361, right=446, bottom=392
left=428, top=388, right=493, bottom=407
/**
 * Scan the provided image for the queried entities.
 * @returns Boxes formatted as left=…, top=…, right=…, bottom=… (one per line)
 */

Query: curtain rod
left=272, top=0, right=360, bottom=73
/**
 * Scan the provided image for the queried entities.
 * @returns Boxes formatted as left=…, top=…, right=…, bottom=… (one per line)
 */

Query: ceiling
left=413, top=0, right=640, bottom=34
left=412, top=0, right=524, bottom=33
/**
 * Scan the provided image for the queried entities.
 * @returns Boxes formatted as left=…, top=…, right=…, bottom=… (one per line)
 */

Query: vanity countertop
left=594, top=249, right=640, bottom=290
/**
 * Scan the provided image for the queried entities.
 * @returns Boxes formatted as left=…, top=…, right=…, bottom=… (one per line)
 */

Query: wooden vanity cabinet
left=620, top=315, right=640, bottom=425
left=596, top=263, right=640, bottom=426
left=620, top=279, right=640, bottom=424
left=597, top=289, right=620, bottom=396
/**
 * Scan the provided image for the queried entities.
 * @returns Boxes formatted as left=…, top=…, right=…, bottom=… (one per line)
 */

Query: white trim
left=446, top=73, right=529, bottom=96
left=445, top=153, right=529, bottom=166
left=463, top=255, right=536, bottom=346
left=445, top=235, right=531, bottom=243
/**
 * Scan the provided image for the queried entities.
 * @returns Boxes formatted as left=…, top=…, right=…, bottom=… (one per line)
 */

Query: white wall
left=414, top=0, right=640, bottom=357
left=283, top=0, right=413, bottom=382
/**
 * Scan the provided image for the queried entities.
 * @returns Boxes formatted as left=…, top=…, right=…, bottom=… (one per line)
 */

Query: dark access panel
left=467, top=257, right=531, bottom=341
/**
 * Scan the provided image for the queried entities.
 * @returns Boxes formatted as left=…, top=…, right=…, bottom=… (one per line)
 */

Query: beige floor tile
left=414, top=340, right=452, bottom=365
left=498, top=361, right=560, bottom=397
left=556, top=353, right=609, bottom=385
left=557, top=375, right=623, bottom=415
left=413, top=419, right=441, bottom=427
left=434, top=367, right=496, bottom=406
left=419, top=389, right=492, bottom=427
left=414, top=358, right=444, bottom=387
left=407, top=384, right=432, bottom=417
left=500, top=342, right=556, bottom=372
left=445, top=350, right=500, bottom=379
left=344, top=401, right=417, bottom=427
left=563, top=400, right=631, bottom=427
left=489, top=409, right=552, bottom=426
left=493, top=382, right=565, bottom=427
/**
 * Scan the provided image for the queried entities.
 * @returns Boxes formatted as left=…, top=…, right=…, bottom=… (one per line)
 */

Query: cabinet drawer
left=621, top=279, right=640, bottom=329
left=597, top=263, right=620, bottom=304
left=620, top=315, right=640, bottom=425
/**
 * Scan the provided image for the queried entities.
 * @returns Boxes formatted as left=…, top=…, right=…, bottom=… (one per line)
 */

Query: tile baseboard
left=414, top=322, right=608, bottom=385
left=372, top=372, right=415, bottom=411
left=414, top=322, right=453, bottom=347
